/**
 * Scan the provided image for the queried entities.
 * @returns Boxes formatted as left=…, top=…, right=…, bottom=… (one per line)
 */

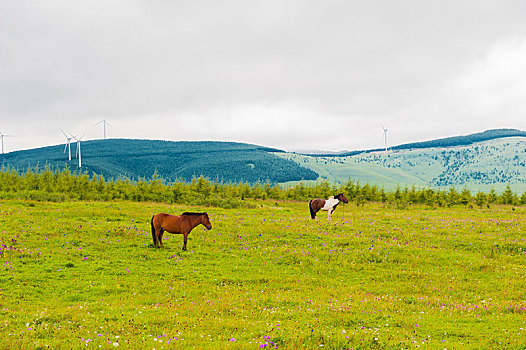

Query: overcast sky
left=1, top=0, right=526, bottom=153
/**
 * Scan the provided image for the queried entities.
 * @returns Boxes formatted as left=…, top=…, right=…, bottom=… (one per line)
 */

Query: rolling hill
left=0, top=139, right=318, bottom=184
left=1, top=129, right=525, bottom=192
left=278, top=131, right=526, bottom=192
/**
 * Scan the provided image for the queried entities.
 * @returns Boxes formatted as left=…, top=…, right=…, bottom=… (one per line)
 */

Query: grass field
left=1, top=199, right=525, bottom=349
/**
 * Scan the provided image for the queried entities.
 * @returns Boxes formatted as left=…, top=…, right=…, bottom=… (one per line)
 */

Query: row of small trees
left=0, top=167, right=525, bottom=208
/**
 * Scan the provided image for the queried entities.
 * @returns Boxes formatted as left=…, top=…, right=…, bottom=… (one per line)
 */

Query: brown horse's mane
left=182, top=212, right=207, bottom=216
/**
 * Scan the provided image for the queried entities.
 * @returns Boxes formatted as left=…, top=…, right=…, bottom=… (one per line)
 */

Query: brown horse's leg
left=158, top=228, right=165, bottom=248
left=182, top=232, right=188, bottom=251
left=151, top=216, right=158, bottom=247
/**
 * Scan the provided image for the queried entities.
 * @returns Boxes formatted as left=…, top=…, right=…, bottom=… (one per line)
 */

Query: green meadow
left=1, top=199, right=525, bottom=349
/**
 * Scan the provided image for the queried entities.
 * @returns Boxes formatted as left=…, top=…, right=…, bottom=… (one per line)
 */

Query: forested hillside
left=308, top=128, right=526, bottom=157
left=0, top=139, right=318, bottom=183
left=280, top=136, right=526, bottom=192
left=391, top=128, right=526, bottom=151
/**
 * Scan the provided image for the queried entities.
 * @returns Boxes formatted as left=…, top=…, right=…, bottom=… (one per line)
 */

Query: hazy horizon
left=2, top=127, right=524, bottom=155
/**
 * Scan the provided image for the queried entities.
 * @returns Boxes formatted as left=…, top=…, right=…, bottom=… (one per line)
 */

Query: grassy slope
left=279, top=137, right=526, bottom=192
left=1, top=199, right=525, bottom=349
left=278, top=154, right=427, bottom=188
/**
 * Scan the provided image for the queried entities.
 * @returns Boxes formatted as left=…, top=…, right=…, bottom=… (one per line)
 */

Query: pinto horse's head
left=201, top=213, right=212, bottom=230
left=336, top=193, right=349, bottom=204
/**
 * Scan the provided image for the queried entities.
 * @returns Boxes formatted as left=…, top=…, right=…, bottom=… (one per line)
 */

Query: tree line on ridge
left=1, top=167, right=524, bottom=208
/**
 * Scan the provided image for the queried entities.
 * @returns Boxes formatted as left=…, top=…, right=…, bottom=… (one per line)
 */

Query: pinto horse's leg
left=327, top=208, right=333, bottom=222
left=309, top=200, right=317, bottom=220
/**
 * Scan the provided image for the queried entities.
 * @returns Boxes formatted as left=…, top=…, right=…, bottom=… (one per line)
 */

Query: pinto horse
left=309, top=193, right=349, bottom=221
left=151, top=212, right=212, bottom=251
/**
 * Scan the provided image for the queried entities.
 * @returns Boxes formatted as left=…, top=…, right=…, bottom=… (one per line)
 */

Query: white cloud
left=452, top=38, right=526, bottom=118
left=1, top=1, right=526, bottom=152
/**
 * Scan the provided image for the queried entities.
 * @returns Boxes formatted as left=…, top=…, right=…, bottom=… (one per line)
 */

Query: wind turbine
left=60, top=129, right=74, bottom=161
left=72, top=133, right=85, bottom=168
left=0, top=131, right=13, bottom=154
left=94, top=120, right=113, bottom=140
left=380, top=124, right=388, bottom=152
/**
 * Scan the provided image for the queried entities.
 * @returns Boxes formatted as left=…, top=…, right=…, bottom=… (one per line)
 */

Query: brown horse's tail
left=309, top=200, right=316, bottom=219
left=150, top=215, right=157, bottom=246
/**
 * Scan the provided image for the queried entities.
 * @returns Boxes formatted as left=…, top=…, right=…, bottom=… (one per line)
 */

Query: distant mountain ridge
left=302, top=128, right=526, bottom=157
left=391, top=128, right=526, bottom=151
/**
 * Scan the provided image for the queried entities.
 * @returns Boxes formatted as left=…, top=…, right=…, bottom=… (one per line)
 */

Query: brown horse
left=309, top=193, right=349, bottom=221
left=150, top=212, right=212, bottom=251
